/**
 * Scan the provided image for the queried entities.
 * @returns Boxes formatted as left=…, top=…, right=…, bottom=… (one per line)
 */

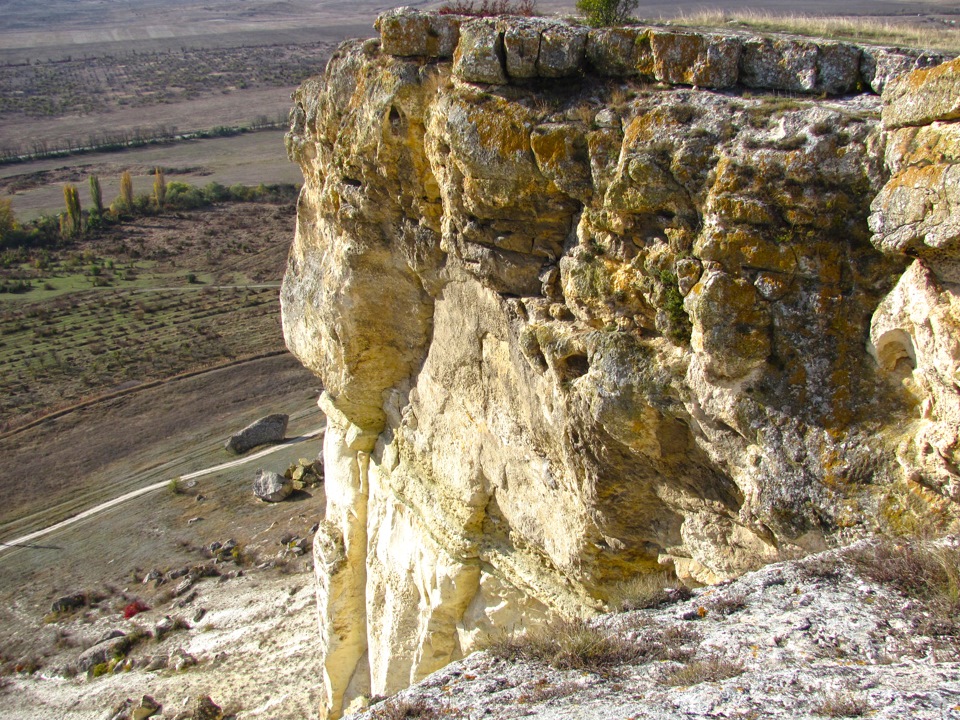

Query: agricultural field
left=0, top=198, right=298, bottom=431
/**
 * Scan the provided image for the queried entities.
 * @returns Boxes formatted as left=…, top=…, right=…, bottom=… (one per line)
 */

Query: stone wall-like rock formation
left=280, top=12, right=960, bottom=717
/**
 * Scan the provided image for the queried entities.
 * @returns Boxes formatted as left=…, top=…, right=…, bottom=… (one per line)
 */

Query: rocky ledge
left=281, top=11, right=960, bottom=718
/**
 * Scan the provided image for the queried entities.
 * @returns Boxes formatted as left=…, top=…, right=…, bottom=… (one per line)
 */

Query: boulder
left=536, top=23, right=588, bottom=78
left=132, top=695, right=161, bottom=720
left=585, top=27, right=642, bottom=76
left=191, top=696, right=223, bottom=720
left=50, top=593, right=85, bottom=614
left=253, top=469, right=293, bottom=503
left=224, top=414, right=288, bottom=454
left=77, top=634, right=129, bottom=672
left=649, top=30, right=741, bottom=88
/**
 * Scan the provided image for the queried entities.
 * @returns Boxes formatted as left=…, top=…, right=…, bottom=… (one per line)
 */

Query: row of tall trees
left=59, top=168, right=167, bottom=238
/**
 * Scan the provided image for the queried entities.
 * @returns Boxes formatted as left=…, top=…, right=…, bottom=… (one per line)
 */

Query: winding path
left=0, top=427, right=324, bottom=557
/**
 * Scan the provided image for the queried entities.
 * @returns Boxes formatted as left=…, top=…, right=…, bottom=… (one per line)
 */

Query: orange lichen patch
left=467, top=96, right=533, bottom=159
left=649, top=31, right=740, bottom=88
left=903, top=55, right=960, bottom=93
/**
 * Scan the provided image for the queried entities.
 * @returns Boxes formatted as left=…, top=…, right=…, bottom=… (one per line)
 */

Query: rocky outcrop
left=281, top=14, right=960, bottom=718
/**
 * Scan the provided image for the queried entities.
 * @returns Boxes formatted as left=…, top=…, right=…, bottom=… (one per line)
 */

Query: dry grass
left=610, top=570, right=691, bottom=611
left=370, top=697, right=446, bottom=720
left=660, top=655, right=744, bottom=687
left=479, top=616, right=644, bottom=672
left=669, top=10, right=960, bottom=53
left=845, top=537, right=960, bottom=638
left=813, top=692, right=872, bottom=717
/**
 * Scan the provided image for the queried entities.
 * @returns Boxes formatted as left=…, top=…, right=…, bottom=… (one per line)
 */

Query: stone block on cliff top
left=882, top=56, right=960, bottom=129
left=585, top=27, right=641, bottom=76
left=503, top=19, right=545, bottom=78
left=376, top=8, right=462, bottom=58
left=537, top=24, right=588, bottom=78
left=454, top=18, right=507, bottom=84
left=740, top=37, right=860, bottom=95
left=862, top=47, right=951, bottom=95
left=649, top=30, right=740, bottom=89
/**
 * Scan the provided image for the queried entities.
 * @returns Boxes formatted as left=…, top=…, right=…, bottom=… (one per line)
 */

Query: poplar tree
left=89, top=175, right=103, bottom=215
left=63, top=184, right=82, bottom=237
left=153, top=167, right=166, bottom=209
left=120, top=170, right=134, bottom=211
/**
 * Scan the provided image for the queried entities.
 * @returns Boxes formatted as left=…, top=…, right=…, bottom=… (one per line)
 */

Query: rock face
left=224, top=414, right=288, bottom=454
left=281, top=13, right=960, bottom=718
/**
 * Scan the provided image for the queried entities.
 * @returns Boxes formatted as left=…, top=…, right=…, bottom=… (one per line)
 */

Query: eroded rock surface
left=281, top=15, right=960, bottom=718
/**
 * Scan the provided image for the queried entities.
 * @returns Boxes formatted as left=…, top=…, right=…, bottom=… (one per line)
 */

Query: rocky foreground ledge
left=282, top=9, right=960, bottom=717
left=348, top=540, right=960, bottom=720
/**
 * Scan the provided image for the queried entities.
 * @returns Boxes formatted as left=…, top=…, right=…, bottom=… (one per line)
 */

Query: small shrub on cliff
left=577, top=0, right=637, bottom=27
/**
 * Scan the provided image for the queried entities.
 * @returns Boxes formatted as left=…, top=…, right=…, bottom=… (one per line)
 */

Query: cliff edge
left=281, top=11, right=960, bottom=717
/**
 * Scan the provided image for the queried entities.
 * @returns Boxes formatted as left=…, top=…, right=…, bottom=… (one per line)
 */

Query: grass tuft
left=660, top=655, right=744, bottom=686
left=610, top=570, right=691, bottom=611
left=479, top=616, right=643, bottom=672
left=813, top=692, right=872, bottom=717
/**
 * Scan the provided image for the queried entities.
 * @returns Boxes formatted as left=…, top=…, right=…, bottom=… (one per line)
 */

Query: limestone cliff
left=280, top=12, right=960, bottom=717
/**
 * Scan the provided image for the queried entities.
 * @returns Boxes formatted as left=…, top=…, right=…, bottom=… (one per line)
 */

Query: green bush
left=577, top=0, right=637, bottom=26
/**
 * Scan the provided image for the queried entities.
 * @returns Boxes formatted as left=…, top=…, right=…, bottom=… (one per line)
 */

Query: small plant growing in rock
left=123, top=600, right=150, bottom=619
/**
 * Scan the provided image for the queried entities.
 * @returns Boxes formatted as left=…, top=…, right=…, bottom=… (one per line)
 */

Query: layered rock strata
left=281, top=13, right=960, bottom=717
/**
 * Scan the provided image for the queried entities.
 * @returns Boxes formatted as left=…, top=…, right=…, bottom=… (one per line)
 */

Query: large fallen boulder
left=224, top=414, right=288, bottom=454
left=253, top=469, right=293, bottom=503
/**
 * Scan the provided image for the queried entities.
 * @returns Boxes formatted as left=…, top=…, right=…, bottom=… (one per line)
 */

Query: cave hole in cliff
left=388, top=106, right=404, bottom=133
left=556, top=353, right=590, bottom=381
left=873, top=328, right=917, bottom=379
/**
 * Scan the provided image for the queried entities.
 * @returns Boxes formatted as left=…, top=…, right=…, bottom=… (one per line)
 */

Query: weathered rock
left=375, top=8, right=461, bottom=59
left=285, top=25, right=960, bottom=719
left=862, top=46, right=951, bottom=95
left=740, top=36, right=860, bottom=95
left=649, top=30, right=741, bottom=88
left=131, top=695, right=161, bottom=720
left=882, top=56, right=960, bottom=128
left=170, top=648, right=197, bottom=672
left=537, top=23, right=588, bottom=78
left=224, top=413, right=288, bottom=454
left=453, top=19, right=506, bottom=85
left=77, top=634, right=129, bottom=672
left=585, top=27, right=641, bottom=76
left=191, top=696, right=222, bottom=720
left=50, top=593, right=85, bottom=614
left=503, top=19, right=545, bottom=79
left=253, top=469, right=293, bottom=502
